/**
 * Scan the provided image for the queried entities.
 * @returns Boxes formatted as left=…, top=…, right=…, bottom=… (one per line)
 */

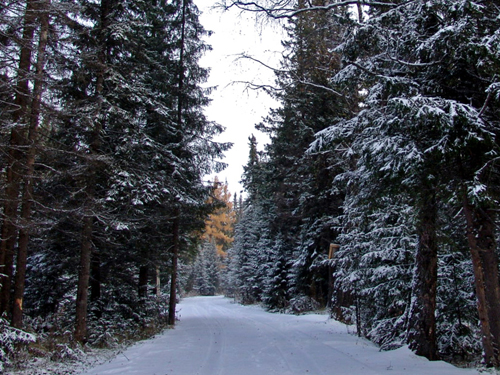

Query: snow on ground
left=77, top=296, right=483, bottom=375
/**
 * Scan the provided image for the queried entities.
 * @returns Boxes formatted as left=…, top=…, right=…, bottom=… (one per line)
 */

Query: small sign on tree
left=329, top=244, right=340, bottom=259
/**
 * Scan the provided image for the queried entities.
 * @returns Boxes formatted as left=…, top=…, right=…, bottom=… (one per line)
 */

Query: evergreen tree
left=193, top=241, right=220, bottom=296
left=225, top=202, right=269, bottom=304
left=436, top=214, right=480, bottom=361
left=261, top=233, right=289, bottom=310
left=0, top=0, right=230, bottom=344
left=252, top=0, right=350, bottom=309
left=226, top=0, right=352, bottom=312
left=0, top=0, right=46, bottom=321
left=315, top=0, right=500, bottom=363
left=331, top=190, right=416, bottom=347
left=227, top=0, right=500, bottom=364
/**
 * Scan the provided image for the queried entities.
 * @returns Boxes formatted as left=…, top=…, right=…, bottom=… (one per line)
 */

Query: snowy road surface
left=80, top=296, right=481, bottom=375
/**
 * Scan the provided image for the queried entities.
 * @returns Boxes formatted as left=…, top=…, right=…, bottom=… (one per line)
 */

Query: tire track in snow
left=79, top=297, right=481, bottom=375
left=209, top=301, right=296, bottom=375
left=245, top=311, right=387, bottom=375
left=189, top=300, right=227, bottom=375
left=189, top=297, right=386, bottom=375
left=242, top=313, right=324, bottom=375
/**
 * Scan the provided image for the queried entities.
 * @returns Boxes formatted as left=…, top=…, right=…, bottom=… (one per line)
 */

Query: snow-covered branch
left=296, top=80, right=342, bottom=97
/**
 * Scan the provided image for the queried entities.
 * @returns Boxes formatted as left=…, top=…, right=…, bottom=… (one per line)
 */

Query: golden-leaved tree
left=204, top=178, right=236, bottom=256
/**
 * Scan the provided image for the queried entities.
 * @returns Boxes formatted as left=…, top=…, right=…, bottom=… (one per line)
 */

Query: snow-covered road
left=80, top=296, right=481, bottom=375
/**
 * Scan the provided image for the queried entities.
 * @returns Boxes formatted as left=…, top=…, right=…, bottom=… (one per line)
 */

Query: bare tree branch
left=234, top=54, right=344, bottom=97
left=219, top=0, right=404, bottom=19
left=236, top=53, right=286, bottom=73
left=231, top=80, right=283, bottom=95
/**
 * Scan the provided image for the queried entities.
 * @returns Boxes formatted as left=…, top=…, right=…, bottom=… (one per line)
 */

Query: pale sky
left=196, top=0, right=285, bottom=197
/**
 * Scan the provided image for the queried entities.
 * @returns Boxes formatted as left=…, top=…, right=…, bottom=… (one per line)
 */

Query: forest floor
left=10, top=296, right=499, bottom=375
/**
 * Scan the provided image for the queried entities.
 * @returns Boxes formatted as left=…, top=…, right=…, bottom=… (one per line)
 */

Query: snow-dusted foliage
left=225, top=2, right=348, bottom=314
left=261, top=233, right=290, bottom=310
left=314, top=0, right=500, bottom=362
left=0, top=317, right=35, bottom=371
left=435, top=207, right=482, bottom=361
left=4, top=0, right=497, bottom=367
left=225, top=0, right=500, bottom=364
left=0, top=0, right=229, bottom=368
left=192, top=241, right=221, bottom=296
left=225, top=203, right=269, bottom=304
left=331, top=186, right=416, bottom=349
left=437, top=249, right=481, bottom=361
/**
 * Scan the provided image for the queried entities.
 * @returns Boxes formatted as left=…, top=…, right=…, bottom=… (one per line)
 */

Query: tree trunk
left=167, top=0, right=187, bottom=327
left=74, top=215, right=93, bottom=343
left=90, top=248, right=101, bottom=302
left=0, top=0, right=37, bottom=316
left=90, top=247, right=101, bottom=319
left=356, top=0, right=363, bottom=23
left=155, top=265, right=161, bottom=298
left=463, top=196, right=500, bottom=367
left=168, top=212, right=180, bottom=325
left=407, top=188, right=439, bottom=361
left=74, top=0, right=110, bottom=343
left=11, top=0, right=50, bottom=329
left=138, top=265, right=149, bottom=300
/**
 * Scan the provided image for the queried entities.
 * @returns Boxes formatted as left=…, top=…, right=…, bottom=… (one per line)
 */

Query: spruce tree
left=193, top=241, right=220, bottom=296
left=316, top=0, right=500, bottom=363
left=11, top=0, right=229, bottom=342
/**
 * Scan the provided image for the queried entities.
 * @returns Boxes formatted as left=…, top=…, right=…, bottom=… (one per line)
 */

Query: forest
left=220, top=0, right=500, bottom=369
left=1, top=0, right=500, bottom=372
left=0, top=0, right=230, bottom=371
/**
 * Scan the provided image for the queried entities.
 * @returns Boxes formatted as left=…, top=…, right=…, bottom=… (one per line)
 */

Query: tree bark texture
left=168, top=213, right=180, bottom=325
left=407, top=188, right=439, bottom=361
left=168, top=0, right=187, bottom=327
left=155, top=265, right=161, bottom=298
left=12, top=0, right=51, bottom=329
left=0, top=0, right=37, bottom=316
left=138, top=265, right=149, bottom=300
left=74, top=216, right=93, bottom=343
left=90, top=247, right=102, bottom=319
left=463, top=196, right=500, bottom=367
left=90, top=248, right=101, bottom=303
